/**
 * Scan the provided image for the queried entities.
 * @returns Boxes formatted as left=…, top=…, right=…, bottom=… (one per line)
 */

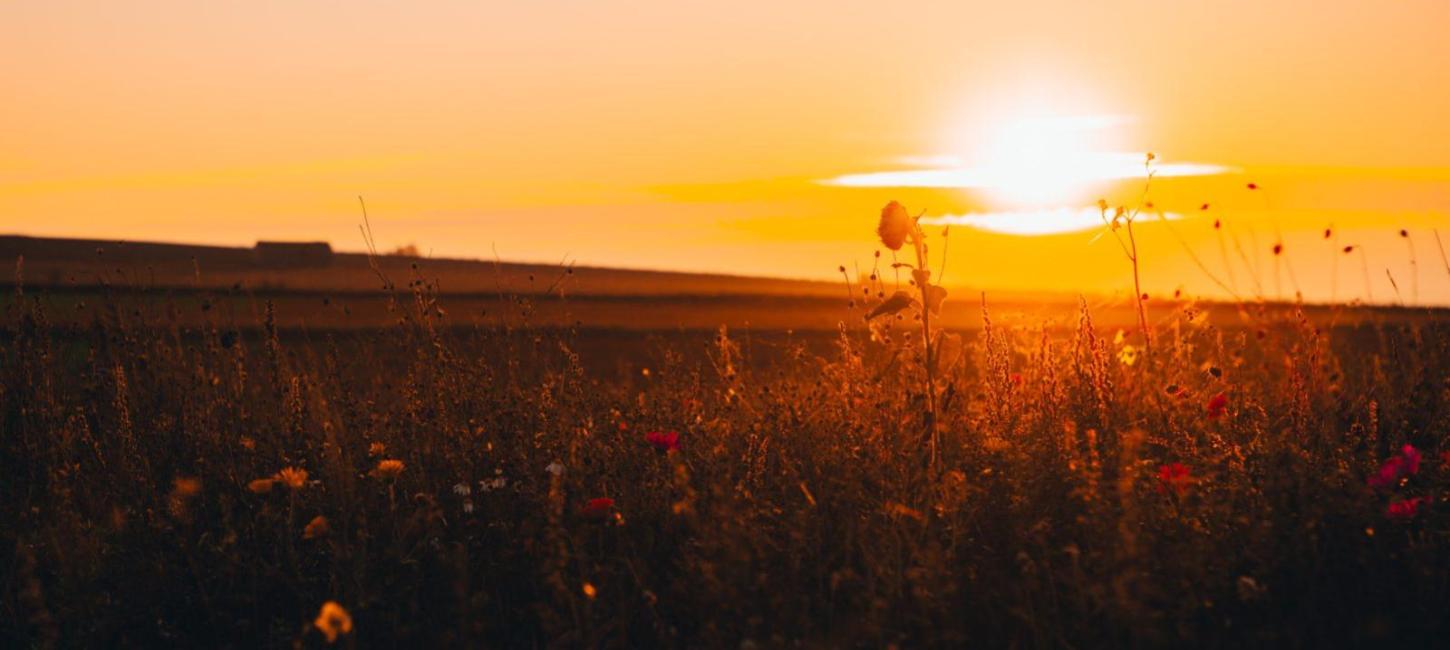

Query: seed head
left=876, top=201, right=913, bottom=251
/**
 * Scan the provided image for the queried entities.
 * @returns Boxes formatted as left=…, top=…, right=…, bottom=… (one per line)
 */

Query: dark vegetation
left=3, top=254, right=1450, bottom=647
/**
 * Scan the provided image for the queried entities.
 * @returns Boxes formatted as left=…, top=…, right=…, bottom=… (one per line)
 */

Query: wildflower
left=1368, top=445, right=1422, bottom=490
left=1157, top=462, right=1193, bottom=495
left=1117, top=344, right=1139, bottom=367
left=368, top=442, right=385, bottom=457
left=247, top=478, right=275, bottom=494
left=581, top=497, right=615, bottom=519
left=172, top=477, right=203, bottom=498
left=645, top=430, right=681, bottom=453
left=276, top=467, right=308, bottom=490
left=1205, top=392, right=1229, bottom=419
left=452, top=483, right=472, bottom=496
left=303, top=515, right=329, bottom=540
left=1386, top=496, right=1427, bottom=521
left=877, top=201, right=914, bottom=251
left=582, top=582, right=598, bottom=599
left=314, top=601, right=353, bottom=643
left=370, top=459, right=405, bottom=480
left=167, top=477, right=203, bottom=518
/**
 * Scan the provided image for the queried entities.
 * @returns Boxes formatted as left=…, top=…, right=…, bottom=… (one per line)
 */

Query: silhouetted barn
left=253, top=241, right=333, bottom=268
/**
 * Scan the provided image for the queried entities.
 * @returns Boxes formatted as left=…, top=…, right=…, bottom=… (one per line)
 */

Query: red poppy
left=1368, top=445, right=1422, bottom=490
left=645, top=430, right=681, bottom=453
left=581, top=497, right=615, bottom=518
left=1157, top=463, right=1193, bottom=495
left=1205, top=392, right=1229, bottom=419
left=1386, top=496, right=1427, bottom=521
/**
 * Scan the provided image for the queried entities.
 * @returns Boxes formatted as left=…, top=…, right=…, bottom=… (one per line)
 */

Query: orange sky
left=3, top=1, right=1449, bottom=303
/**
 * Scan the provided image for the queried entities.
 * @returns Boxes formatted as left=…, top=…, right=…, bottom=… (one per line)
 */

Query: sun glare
left=823, top=113, right=1232, bottom=235
left=971, top=115, right=1125, bottom=207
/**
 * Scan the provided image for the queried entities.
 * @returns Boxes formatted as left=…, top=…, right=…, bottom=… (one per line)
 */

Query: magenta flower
left=645, top=430, right=680, bottom=453
left=1368, top=445, right=1422, bottom=490
left=1386, top=496, right=1427, bottom=521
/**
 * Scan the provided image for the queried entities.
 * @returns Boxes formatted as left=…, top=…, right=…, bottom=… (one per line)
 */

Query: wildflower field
left=4, top=223, right=1450, bottom=646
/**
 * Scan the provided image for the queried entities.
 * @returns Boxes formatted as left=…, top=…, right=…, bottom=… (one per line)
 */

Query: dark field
left=4, top=270, right=1450, bottom=647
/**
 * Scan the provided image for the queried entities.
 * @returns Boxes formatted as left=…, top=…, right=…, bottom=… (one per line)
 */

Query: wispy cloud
left=920, top=207, right=1182, bottom=236
left=820, top=153, right=1232, bottom=189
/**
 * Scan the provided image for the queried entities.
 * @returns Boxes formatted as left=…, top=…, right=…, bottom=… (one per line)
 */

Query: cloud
left=920, top=207, right=1182, bottom=236
left=820, top=153, right=1232, bottom=189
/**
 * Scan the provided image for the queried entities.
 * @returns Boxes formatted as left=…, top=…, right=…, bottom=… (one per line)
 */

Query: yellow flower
left=303, top=515, right=330, bottom=540
left=314, top=601, right=353, bottom=643
left=371, top=459, right=405, bottom=480
left=876, top=201, right=913, bottom=251
left=247, top=478, right=274, bottom=494
left=276, top=467, right=308, bottom=490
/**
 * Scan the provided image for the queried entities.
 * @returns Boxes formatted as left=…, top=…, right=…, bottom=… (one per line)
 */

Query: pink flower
left=644, top=430, right=680, bottom=453
left=581, top=497, right=615, bottom=519
left=1368, top=445, right=1422, bottom=490
left=1386, top=496, right=1427, bottom=521
left=1205, top=392, right=1229, bottom=420
left=1157, top=463, right=1193, bottom=496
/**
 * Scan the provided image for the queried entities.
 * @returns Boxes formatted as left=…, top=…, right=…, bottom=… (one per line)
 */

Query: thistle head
left=877, top=201, right=913, bottom=251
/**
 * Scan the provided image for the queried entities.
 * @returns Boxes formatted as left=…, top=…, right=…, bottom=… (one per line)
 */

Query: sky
left=3, top=0, right=1450, bottom=303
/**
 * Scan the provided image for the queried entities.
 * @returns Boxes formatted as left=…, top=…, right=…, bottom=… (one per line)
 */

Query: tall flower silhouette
left=876, top=201, right=913, bottom=251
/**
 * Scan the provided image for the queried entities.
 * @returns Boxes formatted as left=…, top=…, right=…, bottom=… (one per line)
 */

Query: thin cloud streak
left=820, top=154, right=1234, bottom=189
left=920, top=207, right=1182, bottom=236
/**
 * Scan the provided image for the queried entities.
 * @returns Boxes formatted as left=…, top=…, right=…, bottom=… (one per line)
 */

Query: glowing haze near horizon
left=3, top=1, right=1450, bottom=303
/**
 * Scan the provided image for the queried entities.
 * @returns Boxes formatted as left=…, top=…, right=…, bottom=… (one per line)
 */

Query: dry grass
left=2, top=251, right=1450, bottom=647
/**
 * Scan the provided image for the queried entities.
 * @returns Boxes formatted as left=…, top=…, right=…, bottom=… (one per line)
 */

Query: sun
left=970, top=114, right=1129, bottom=208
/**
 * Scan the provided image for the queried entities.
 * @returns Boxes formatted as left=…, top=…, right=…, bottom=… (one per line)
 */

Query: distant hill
left=5, top=234, right=1432, bottom=331
left=0, top=235, right=843, bottom=298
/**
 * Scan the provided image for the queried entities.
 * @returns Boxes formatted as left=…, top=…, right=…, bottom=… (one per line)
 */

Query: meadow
left=3, top=229, right=1450, bottom=647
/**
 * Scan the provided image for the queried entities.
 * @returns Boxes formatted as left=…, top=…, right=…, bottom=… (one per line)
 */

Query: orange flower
left=247, top=478, right=274, bottom=494
left=276, top=467, right=308, bottom=490
left=303, top=515, right=330, bottom=540
left=172, top=477, right=202, bottom=498
left=368, top=442, right=385, bottom=457
left=314, top=601, right=353, bottom=643
left=371, top=459, right=405, bottom=480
